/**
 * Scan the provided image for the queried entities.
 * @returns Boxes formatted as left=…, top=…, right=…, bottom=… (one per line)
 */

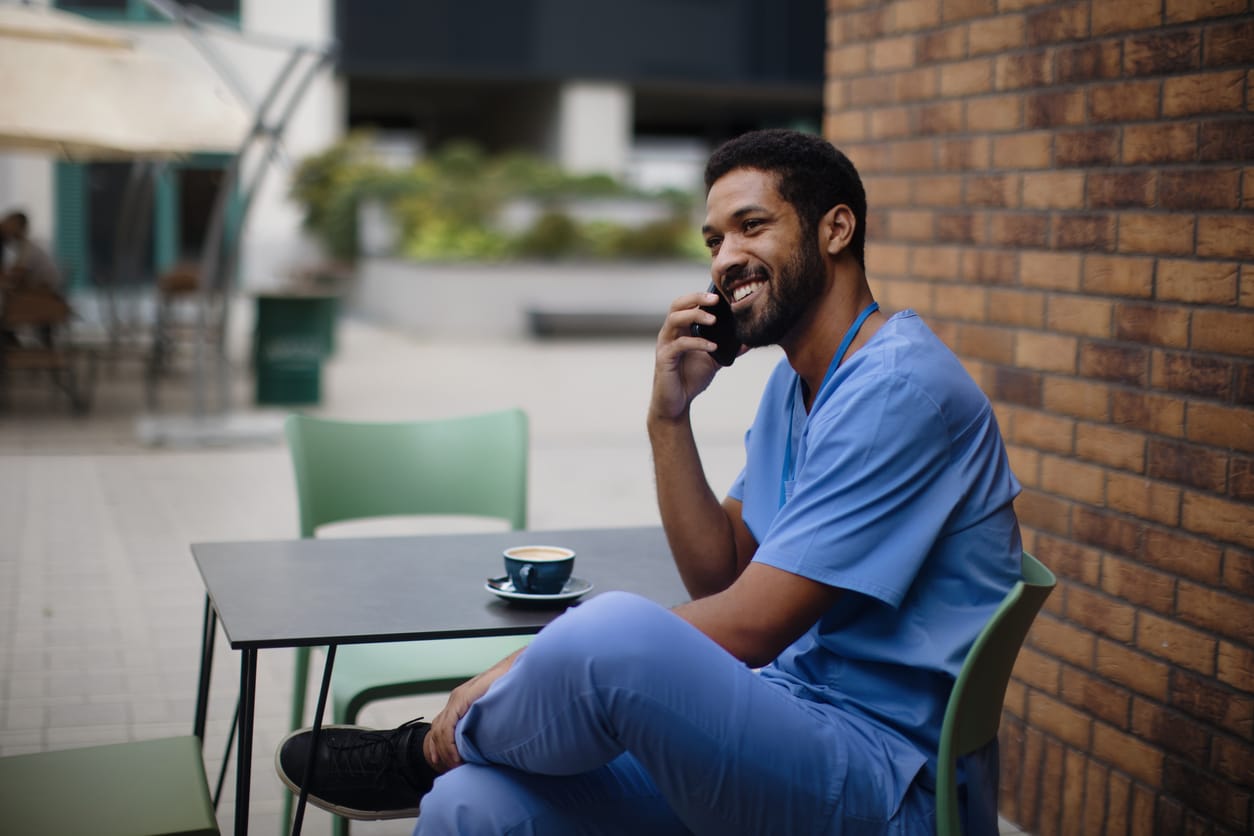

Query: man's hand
left=649, top=291, right=725, bottom=423
left=423, top=650, right=521, bottom=772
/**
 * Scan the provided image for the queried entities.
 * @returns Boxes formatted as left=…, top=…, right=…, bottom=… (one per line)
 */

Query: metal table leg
left=291, top=644, right=338, bottom=836
left=236, top=648, right=258, bottom=836
left=193, top=594, right=217, bottom=742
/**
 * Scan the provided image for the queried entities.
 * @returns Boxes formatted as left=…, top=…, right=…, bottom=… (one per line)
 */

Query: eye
left=743, top=218, right=765, bottom=233
left=704, top=235, right=722, bottom=252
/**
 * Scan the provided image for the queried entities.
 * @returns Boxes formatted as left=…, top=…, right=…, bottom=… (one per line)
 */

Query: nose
left=710, top=236, right=748, bottom=288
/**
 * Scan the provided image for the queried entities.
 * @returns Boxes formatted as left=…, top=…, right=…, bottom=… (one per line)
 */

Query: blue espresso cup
left=503, top=545, right=575, bottom=595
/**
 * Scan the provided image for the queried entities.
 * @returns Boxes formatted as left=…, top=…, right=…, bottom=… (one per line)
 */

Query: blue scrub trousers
left=413, top=592, right=936, bottom=835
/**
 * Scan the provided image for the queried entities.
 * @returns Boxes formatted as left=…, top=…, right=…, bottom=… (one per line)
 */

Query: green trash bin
left=253, top=293, right=338, bottom=405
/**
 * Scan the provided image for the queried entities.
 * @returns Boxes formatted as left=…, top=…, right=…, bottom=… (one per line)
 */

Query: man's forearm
left=649, top=412, right=740, bottom=598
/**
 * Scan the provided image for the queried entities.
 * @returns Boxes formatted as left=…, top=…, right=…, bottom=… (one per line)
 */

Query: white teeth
left=733, top=282, right=764, bottom=302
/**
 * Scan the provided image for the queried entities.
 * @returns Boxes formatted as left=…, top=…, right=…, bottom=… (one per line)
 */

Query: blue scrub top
left=728, top=310, right=1022, bottom=816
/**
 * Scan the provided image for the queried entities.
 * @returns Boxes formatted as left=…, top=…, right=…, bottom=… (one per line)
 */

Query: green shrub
left=290, top=133, right=703, bottom=262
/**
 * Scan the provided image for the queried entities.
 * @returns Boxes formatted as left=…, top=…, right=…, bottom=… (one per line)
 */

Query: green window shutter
left=54, top=162, right=88, bottom=291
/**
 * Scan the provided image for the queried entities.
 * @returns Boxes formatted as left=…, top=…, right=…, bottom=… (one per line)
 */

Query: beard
left=733, top=228, right=826, bottom=348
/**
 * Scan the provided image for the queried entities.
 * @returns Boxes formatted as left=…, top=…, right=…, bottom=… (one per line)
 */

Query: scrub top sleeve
left=751, top=374, right=958, bottom=608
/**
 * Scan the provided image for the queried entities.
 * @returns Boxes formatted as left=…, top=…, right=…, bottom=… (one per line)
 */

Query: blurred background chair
left=0, top=285, right=93, bottom=412
left=0, top=735, right=218, bottom=835
left=283, top=409, right=532, bottom=834
left=936, top=551, right=1056, bottom=836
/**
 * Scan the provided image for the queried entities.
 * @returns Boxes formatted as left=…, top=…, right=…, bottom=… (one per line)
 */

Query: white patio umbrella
left=0, top=4, right=249, bottom=158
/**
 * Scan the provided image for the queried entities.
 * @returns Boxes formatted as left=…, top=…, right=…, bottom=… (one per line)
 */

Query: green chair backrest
left=285, top=409, right=529, bottom=537
left=936, top=551, right=1056, bottom=836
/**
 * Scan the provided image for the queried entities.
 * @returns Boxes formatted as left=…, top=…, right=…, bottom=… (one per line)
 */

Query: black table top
left=192, top=526, right=688, bottom=649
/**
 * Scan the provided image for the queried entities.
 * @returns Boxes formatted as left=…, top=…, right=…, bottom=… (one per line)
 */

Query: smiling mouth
left=731, top=280, right=766, bottom=305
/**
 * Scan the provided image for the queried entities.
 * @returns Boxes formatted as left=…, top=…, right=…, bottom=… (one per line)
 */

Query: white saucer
left=485, top=575, right=593, bottom=603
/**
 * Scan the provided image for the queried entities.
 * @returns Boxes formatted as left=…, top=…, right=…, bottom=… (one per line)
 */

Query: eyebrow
left=701, top=204, right=771, bottom=236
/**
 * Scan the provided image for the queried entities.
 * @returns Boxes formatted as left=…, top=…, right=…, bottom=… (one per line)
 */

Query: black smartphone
left=691, top=282, right=741, bottom=367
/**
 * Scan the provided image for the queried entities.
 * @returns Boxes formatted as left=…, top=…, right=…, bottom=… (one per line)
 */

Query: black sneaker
left=275, top=719, right=437, bottom=820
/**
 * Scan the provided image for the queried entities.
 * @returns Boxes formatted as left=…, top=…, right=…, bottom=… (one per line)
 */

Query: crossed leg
left=416, top=591, right=928, bottom=836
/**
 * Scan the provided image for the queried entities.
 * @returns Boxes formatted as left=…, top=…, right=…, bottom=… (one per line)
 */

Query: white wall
left=553, top=82, right=632, bottom=179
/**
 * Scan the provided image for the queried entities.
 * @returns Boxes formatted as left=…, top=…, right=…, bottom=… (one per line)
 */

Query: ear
left=818, top=205, right=856, bottom=258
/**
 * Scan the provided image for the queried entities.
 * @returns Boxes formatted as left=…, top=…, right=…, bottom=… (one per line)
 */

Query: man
left=277, top=129, right=1022, bottom=835
left=0, top=211, right=62, bottom=291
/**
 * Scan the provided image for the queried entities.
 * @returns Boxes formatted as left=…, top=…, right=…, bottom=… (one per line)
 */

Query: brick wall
left=823, top=1, right=1253, bottom=833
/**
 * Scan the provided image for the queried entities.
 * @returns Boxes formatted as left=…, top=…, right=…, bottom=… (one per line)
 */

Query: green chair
left=0, top=736, right=219, bottom=835
left=282, top=410, right=533, bottom=834
left=936, top=551, right=1056, bottom=836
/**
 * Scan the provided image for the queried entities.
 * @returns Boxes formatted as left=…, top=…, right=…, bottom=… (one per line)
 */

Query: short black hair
left=3, top=210, right=29, bottom=233
left=704, top=129, right=866, bottom=270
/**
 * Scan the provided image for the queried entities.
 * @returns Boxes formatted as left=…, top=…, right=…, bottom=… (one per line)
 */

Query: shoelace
left=325, top=718, right=427, bottom=790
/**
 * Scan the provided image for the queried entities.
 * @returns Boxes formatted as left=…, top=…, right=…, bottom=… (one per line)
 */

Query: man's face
left=702, top=168, right=824, bottom=348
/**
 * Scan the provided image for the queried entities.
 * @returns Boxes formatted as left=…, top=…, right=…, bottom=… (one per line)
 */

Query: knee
left=524, top=591, right=683, bottom=679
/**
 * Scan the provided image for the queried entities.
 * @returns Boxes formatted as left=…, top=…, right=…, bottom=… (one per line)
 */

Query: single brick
left=1054, top=214, right=1116, bottom=251
left=1147, top=437, right=1229, bottom=494
left=1057, top=128, right=1121, bottom=166
left=1087, top=80, right=1162, bottom=122
left=1186, top=400, right=1254, bottom=453
left=1197, top=214, right=1254, bottom=259
left=1159, top=168, right=1242, bottom=210
left=1021, top=251, right=1083, bottom=291
left=1182, top=490, right=1254, bottom=549
left=1056, top=40, right=1122, bottom=83
left=1151, top=349, right=1234, bottom=398
left=1023, top=171, right=1085, bottom=209
left=1026, top=1, right=1089, bottom=45
left=1123, top=123, right=1199, bottom=164
left=1042, top=376, right=1110, bottom=421
left=1166, top=0, right=1248, bottom=24
left=1027, top=89, right=1087, bottom=127
left=1136, top=609, right=1217, bottom=675
left=1202, top=19, right=1254, bottom=67
left=967, top=173, right=1021, bottom=207
left=911, top=174, right=964, bottom=206
left=1041, top=453, right=1105, bottom=503
left=967, top=92, right=1024, bottom=132
left=917, top=25, right=967, bottom=62
left=1118, top=213, right=1196, bottom=256
left=870, top=35, right=916, bottom=71
left=970, top=14, right=1027, bottom=54
left=986, top=213, right=1049, bottom=247
left=1087, top=171, right=1157, bottom=209
left=1113, top=302, right=1191, bottom=348
left=996, top=49, right=1054, bottom=90
left=1105, top=471, right=1181, bottom=526
left=1096, top=636, right=1171, bottom=702
left=1046, top=294, right=1112, bottom=337
left=941, top=57, right=996, bottom=97
left=1162, top=70, right=1248, bottom=117
left=993, top=131, right=1054, bottom=169
left=1123, top=28, right=1201, bottom=76
left=1199, top=117, right=1254, bottom=161
left=1079, top=340, right=1149, bottom=385
left=1092, top=0, right=1164, bottom=35
left=1092, top=722, right=1166, bottom=787
left=1083, top=254, right=1154, bottom=298
left=917, top=101, right=964, bottom=135
left=886, top=0, right=942, bottom=32
left=942, top=0, right=997, bottom=22
left=987, top=287, right=1046, bottom=326
left=1191, top=307, right=1254, bottom=355
left=1111, top=389, right=1186, bottom=437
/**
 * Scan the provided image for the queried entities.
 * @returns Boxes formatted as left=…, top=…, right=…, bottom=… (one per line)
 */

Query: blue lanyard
left=779, top=301, right=879, bottom=508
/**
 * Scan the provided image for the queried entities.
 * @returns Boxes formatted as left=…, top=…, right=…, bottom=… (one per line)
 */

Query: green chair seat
left=0, top=736, right=218, bottom=836
left=936, top=551, right=1056, bottom=835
